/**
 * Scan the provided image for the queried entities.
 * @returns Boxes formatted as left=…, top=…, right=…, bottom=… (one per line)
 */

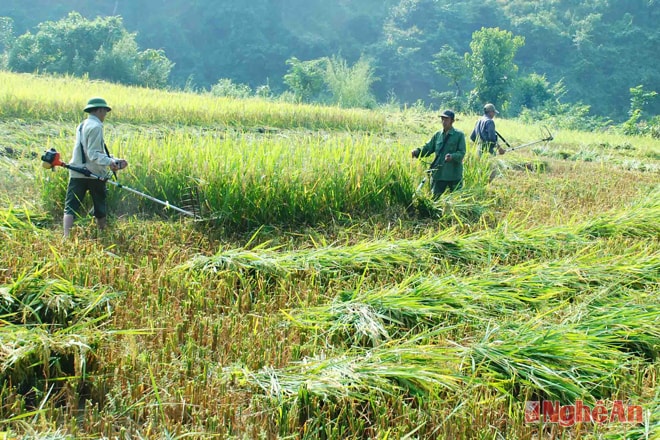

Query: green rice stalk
left=227, top=338, right=463, bottom=402
left=0, top=206, right=51, bottom=231
left=182, top=191, right=658, bottom=279
left=458, top=323, right=633, bottom=401
left=230, top=317, right=638, bottom=405
left=1, top=266, right=117, bottom=326
left=287, top=250, right=659, bottom=345
left=0, top=268, right=119, bottom=393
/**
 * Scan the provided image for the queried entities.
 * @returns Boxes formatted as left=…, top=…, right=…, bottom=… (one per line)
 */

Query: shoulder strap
left=78, top=122, right=86, bottom=164
left=77, top=121, right=116, bottom=179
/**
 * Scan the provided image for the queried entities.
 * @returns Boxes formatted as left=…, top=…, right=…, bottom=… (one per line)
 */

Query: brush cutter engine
left=41, top=148, right=64, bottom=169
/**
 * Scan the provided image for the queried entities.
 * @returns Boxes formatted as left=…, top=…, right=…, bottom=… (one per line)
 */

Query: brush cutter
left=497, top=126, right=554, bottom=153
left=414, top=170, right=432, bottom=198
left=41, top=148, right=198, bottom=218
left=413, top=158, right=441, bottom=197
left=495, top=130, right=513, bottom=150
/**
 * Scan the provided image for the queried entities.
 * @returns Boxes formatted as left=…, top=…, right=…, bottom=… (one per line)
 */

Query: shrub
left=6, top=12, right=173, bottom=88
left=324, top=55, right=378, bottom=109
left=210, top=78, right=252, bottom=98
left=283, top=56, right=328, bottom=103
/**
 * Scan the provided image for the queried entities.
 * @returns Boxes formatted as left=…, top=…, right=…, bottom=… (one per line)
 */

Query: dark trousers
left=431, top=180, right=462, bottom=198
left=64, top=178, right=108, bottom=218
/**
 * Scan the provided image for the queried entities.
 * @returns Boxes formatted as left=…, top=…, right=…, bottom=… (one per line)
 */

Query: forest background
left=0, top=0, right=658, bottom=129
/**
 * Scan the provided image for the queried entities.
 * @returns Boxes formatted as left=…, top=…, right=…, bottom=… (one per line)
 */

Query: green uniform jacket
left=418, top=127, right=466, bottom=182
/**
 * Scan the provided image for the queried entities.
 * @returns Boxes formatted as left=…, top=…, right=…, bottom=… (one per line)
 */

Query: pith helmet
left=484, top=103, right=499, bottom=114
left=84, top=97, right=112, bottom=113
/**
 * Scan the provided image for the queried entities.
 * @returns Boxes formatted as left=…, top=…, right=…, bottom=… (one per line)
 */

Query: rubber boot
left=63, top=214, right=74, bottom=238
left=96, top=217, right=107, bottom=232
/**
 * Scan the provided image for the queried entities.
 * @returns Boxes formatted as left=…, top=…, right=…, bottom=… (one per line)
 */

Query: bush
left=324, top=55, right=378, bottom=109
left=210, top=78, right=252, bottom=98
left=255, top=84, right=273, bottom=99
left=517, top=80, right=611, bottom=131
left=283, top=55, right=379, bottom=109
left=6, top=12, right=172, bottom=88
left=283, top=56, right=328, bottom=103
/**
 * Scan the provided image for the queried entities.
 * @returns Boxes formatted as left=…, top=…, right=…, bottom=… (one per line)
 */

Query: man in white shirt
left=63, top=97, right=128, bottom=238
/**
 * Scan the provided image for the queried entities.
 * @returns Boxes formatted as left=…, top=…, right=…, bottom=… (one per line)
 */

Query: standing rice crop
left=39, top=129, right=417, bottom=227
left=0, top=71, right=385, bottom=131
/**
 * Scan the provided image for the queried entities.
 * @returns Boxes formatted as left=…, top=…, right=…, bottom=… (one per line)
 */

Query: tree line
left=0, top=0, right=657, bottom=132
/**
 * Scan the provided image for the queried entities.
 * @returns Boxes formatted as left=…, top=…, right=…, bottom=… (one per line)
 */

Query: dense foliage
left=0, top=0, right=658, bottom=121
left=5, top=12, right=172, bottom=88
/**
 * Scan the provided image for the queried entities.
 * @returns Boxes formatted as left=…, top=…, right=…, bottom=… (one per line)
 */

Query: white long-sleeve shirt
left=68, top=114, right=115, bottom=179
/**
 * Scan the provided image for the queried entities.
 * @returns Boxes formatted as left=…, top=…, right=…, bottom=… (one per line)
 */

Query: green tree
left=430, top=44, right=469, bottom=109
left=622, top=85, right=658, bottom=136
left=324, top=55, right=378, bottom=109
left=382, top=0, right=501, bottom=104
left=135, top=49, right=175, bottom=89
left=0, top=17, right=13, bottom=51
left=6, top=12, right=172, bottom=88
left=0, top=17, right=14, bottom=69
left=91, top=33, right=140, bottom=84
left=465, top=27, right=524, bottom=112
left=8, top=12, right=123, bottom=75
left=283, top=57, right=329, bottom=103
left=509, top=73, right=553, bottom=115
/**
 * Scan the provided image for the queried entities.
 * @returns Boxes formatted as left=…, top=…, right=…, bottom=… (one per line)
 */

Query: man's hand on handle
left=110, top=159, right=128, bottom=172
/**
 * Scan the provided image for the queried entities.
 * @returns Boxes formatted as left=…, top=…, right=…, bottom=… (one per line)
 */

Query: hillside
left=0, top=72, right=658, bottom=439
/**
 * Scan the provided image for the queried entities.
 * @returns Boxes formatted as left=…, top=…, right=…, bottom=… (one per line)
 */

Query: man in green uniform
left=411, top=110, right=466, bottom=198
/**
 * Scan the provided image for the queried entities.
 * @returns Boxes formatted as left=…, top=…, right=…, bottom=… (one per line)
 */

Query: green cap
left=84, top=97, right=112, bottom=113
left=440, top=109, right=455, bottom=120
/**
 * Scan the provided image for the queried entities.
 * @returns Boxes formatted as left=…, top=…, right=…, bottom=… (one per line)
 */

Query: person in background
left=470, top=103, right=506, bottom=156
left=63, top=97, right=128, bottom=238
left=411, top=109, right=466, bottom=198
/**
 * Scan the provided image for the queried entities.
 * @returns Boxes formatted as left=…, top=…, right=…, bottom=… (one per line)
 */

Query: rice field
left=0, top=72, right=659, bottom=439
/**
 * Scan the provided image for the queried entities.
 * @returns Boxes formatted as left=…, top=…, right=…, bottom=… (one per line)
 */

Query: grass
left=0, top=71, right=658, bottom=439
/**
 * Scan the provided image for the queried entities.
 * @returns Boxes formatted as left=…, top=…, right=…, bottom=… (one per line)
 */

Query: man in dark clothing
left=411, top=110, right=466, bottom=198
left=470, top=103, right=505, bottom=156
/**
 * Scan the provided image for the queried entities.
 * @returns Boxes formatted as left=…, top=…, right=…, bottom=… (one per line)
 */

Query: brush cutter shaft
left=62, top=163, right=196, bottom=217
left=416, top=176, right=428, bottom=193
left=414, top=168, right=437, bottom=194
left=506, top=138, right=550, bottom=152
left=501, top=127, right=554, bottom=152
left=106, top=180, right=196, bottom=216
left=495, top=131, right=512, bottom=149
